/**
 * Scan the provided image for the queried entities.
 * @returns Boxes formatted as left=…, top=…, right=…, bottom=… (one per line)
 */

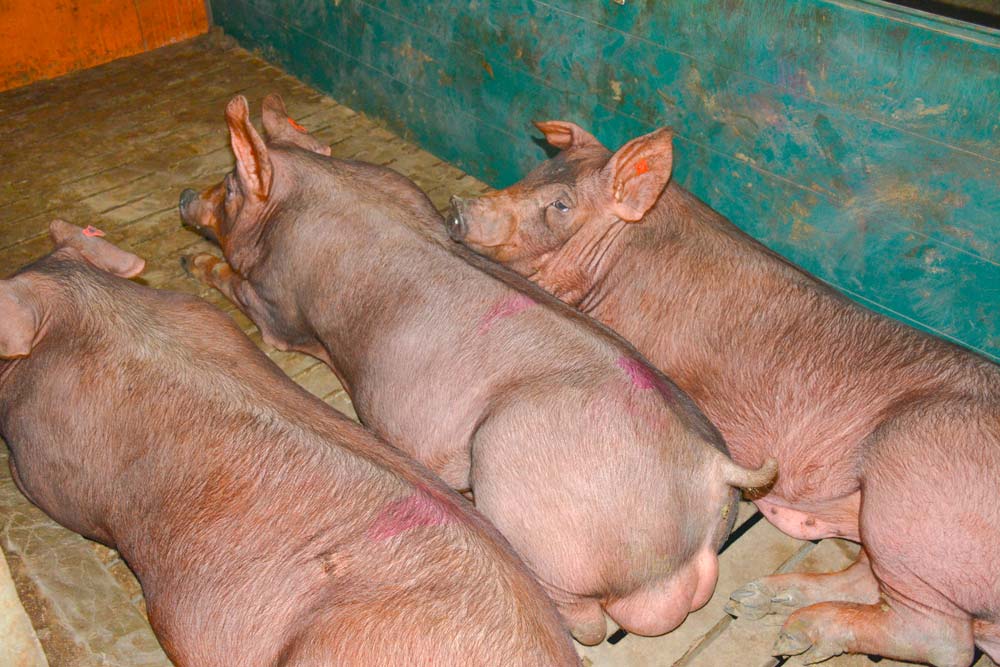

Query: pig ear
left=603, top=128, right=674, bottom=222
left=260, top=94, right=332, bottom=157
left=225, top=95, right=274, bottom=200
left=533, top=120, right=603, bottom=151
left=0, top=280, right=40, bottom=359
left=49, top=219, right=145, bottom=278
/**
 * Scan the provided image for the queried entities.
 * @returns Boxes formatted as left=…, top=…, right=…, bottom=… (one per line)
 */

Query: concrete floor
left=0, top=32, right=993, bottom=667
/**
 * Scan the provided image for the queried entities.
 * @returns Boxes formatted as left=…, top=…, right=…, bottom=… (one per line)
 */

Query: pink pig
left=448, top=120, right=1000, bottom=667
left=0, top=220, right=579, bottom=666
left=177, top=95, right=777, bottom=645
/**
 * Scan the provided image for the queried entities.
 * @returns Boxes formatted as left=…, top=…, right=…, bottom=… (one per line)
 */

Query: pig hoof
left=773, top=614, right=847, bottom=664
left=772, top=629, right=812, bottom=656
left=773, top=632, right=842, bottom=665
left=726, top=580, right=795, bottom=620
left=180, top=253, right=219, bottom=282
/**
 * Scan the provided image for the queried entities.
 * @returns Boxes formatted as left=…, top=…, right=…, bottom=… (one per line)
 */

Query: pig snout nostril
left=446, top=209, right=467, bottom=241
left=178, top=188, right=198, bottom=210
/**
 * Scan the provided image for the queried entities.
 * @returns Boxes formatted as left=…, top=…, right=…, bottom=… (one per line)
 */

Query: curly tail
left=719, top=456, right=778, bottom=493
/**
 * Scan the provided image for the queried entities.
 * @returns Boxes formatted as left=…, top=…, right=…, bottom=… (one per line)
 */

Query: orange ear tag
left=287, top=117, right=307, bottom=133
left=82, top=226, right=105, bottom=238
left=635, top=158, right=650, bottom=175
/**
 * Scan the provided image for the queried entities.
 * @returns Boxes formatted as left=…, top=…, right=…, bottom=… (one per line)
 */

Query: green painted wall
left=209, top=0, right=1000, bottom=361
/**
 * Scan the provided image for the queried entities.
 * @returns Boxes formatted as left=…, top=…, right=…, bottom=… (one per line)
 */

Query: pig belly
left=754, top=491, right=861, bottom=542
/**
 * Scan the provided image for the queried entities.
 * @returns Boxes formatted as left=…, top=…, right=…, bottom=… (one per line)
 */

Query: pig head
left=448, top=120, right=672, bottom=305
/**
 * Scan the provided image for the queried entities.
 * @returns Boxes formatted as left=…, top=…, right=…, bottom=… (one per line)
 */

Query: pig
left=0, top=220, right=581, bottom=666
left=447, top=120, right=1000, bottom=667
left=177, top=94, right=779, bottom=645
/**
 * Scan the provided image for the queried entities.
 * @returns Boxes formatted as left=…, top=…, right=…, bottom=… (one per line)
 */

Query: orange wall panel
left=0, top=0, right=209, bottom=92
left=135, top=0, right=210, bottom=50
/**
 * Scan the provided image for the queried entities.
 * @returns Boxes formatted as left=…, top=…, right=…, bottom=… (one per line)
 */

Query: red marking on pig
left=478, top=293, right=537, bottom=334
left=367, top=491, right=453, bottom=541
left=618, top=356, right=661, bottom=390
left=635, top=158, right=650, bottom=175
left=287, top=117, right=307, bottom=133
left=618, top=357, right=674, bottom=408
left=82, top=226, right=105, bottom=238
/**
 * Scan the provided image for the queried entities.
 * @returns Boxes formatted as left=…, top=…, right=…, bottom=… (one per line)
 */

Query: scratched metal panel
left=210, top=0, right=1000, bottom=360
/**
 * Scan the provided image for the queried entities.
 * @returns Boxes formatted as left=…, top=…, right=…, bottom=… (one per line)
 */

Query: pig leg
left=468, top=410, right=612, bottom=645
left=182, top=253, right=244, bottom=305
left=726, top=548, right=879, bottom=620
left=773, top=594, right=974, bottom=666
left=181, top=254, right=292, bottom=353
left=774, top=406, right=995, bottom=667
left=471, top=467, right=608, bottom=644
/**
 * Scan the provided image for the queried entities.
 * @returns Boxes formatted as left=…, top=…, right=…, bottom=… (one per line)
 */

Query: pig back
left=0, top=257, right=577, bottom=666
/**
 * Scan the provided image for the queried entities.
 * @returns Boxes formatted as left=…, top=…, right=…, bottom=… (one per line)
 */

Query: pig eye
left=550, top=200, right=570, bottom=213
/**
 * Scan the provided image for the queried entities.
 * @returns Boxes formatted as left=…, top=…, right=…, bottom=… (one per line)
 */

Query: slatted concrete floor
left=0, top=33, right=993, bottom=667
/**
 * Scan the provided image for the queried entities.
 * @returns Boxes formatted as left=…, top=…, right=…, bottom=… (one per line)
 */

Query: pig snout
left=179, top=188, right=198, bottom=213
left=447, top=196, right=469, bottom=241
left=447, top=195, right=515, bottom=249
left=178, top=188, right=220, bottom=244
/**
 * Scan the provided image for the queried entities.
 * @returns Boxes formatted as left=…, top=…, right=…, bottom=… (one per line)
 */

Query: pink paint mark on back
left=367, top=490, right=454, bottom=541
left=477, top=293, right=537, bottom=334
left=618, top=356, right=661, bottom=390
left=617, top=356, right=678, bottom=408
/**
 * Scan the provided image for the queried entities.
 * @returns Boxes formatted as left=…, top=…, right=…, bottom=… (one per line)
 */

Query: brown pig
left=177, top=94, right=778, bottom=645
left=0, top=220, right=580, bottom=666
left=448, top=120, right=1000, bottom=667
